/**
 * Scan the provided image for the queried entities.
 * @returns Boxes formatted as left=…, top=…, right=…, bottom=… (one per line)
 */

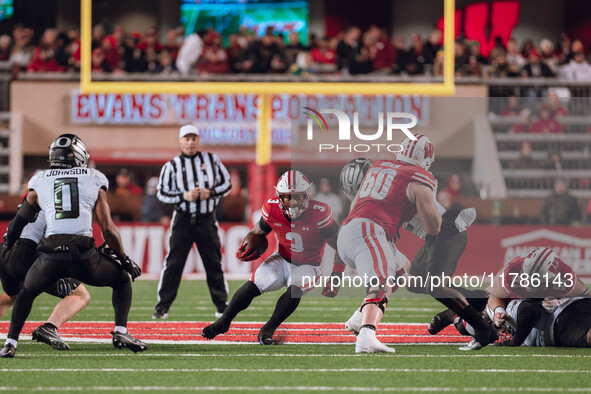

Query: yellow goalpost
left=79, top=0, right=456, bottom=164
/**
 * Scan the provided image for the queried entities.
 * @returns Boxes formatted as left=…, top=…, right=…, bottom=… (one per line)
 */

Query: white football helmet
left=396, top=134, right=435, bottom=170
left=340, top=158, right=372, bottom=201
left=522, top=247, right=559, bottom=277
left=275, top=170, right=312, bottom=219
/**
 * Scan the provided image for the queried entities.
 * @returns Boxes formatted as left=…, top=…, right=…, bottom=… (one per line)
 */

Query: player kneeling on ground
left=202, top=170, right=341, bottom=345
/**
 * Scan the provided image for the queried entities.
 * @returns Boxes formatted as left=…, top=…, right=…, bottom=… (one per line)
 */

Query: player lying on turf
left=1, top=209, right=91, bottom=351
left=334, top=137, right=496, bottom=352
left=455, top=247, right=591, bottom=348
left=202, top=170, right=342, bottom=345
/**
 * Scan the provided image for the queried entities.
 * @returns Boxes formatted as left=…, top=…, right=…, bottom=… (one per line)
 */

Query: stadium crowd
left=2, top=23, right=591, bottom=78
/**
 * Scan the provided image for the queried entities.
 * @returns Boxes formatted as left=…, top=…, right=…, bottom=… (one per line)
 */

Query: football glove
left=236, top=242, right=261, bottom=262
left=322, top=271, right=343, bottom=298
left=0, top=239, right=9, bottom=262
left=56, top=278, right=76, bottom=297
left=122, top=256, right=142, bottom=281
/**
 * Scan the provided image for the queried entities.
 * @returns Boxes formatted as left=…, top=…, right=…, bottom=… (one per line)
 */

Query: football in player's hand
left=236, top=233, right=268, bottom=261
left=245, top=233, right=268, bottom=256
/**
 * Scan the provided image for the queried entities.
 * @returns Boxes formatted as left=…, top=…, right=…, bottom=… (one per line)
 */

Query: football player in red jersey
left=337, top=135, right=444, bottom=353
left=202, top=170, right=341, bottom=345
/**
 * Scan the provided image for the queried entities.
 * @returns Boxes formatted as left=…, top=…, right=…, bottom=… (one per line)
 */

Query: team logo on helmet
left=396, top=134, right=435, bottom=170
left=49, top=134, right=90, bottom=169
left=274, top=170, right=312, bottom=219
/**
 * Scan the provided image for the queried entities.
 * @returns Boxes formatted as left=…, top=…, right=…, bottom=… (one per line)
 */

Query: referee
left=153, top=124, right=231, bottom=319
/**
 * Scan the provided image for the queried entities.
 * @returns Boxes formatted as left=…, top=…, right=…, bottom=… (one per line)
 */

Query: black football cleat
left=32, top=325, right=70, bottom=351
left=152, top=308, right=168, bottom=319
left=111, top=331, right=147, bottom=353
left=0, top=343, right=16, bottom=358
left=257, top=323, right=277, bottom=345
left=202, top=320, right=230, bottom=340
left=427, top=309, right=455, bottom=335
left=473, top=324, right=499, bottom=349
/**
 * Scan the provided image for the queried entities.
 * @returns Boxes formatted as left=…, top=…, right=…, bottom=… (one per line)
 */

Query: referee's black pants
left=156, top=212, right=228, bottom=313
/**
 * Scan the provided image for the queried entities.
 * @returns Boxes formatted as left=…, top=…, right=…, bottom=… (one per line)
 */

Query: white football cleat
left=459, top=337, right=483, bottom=351
left=355, top=327, right=395, bottom=353
left=345, top=308, right=362, bottom=335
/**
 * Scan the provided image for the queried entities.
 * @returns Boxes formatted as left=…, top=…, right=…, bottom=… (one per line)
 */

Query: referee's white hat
left=179, top=124, right=199, bottom=139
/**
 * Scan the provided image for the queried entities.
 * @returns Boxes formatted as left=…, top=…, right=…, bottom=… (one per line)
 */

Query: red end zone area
left=0, top=322, right=469, bottom=345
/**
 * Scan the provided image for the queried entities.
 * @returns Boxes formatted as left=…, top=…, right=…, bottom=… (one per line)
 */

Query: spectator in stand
left=530, top=106, right=563, bottom=133
left=91, top=47, right=111, bottom=73
left=137, top=28, right=163, bottom=73
left=101, top=35, right=121, bottom=72
left=540, top=90, right=568, bottom=119
left=432, top=49, right=444, bottom=77
left=445, top=173, right=463, bottom=198
left=0, top=35, right=11, bottom=61
left=154, top=49, right=176, bottom=74
left=509, top=108, right=532, bottom=133
left=310, top=36, right=336, bottom=66
left=54, top=32, right=71, bottom=69
left=521, top=38, right=534, bottom=58
left=9, top=24, right=34, bottom=72
left=587, top=199, right=591, bottom=225
left=521, top=48, right=555, bottom=78
left=505, top=38, right=525, bottom=73
left=243, top=33, right=289, bottom=73
left=404, top=33, right=426, bottom=75
left=141, top=176, right=166, bottom=223
left=490, top=53, right=518, bottom=78
left=539, top=179, right=581, bottom=225
left=454, top=40, right=469, bottom=76
left=501, top=94, right=525, bottom=116
left=560, top=51, right=591, bottom=81
left=176, top=29, right=205, bottom=76
left=366, top=26, right=395, bottom=73
left=27, top=28, right=66, bottom=72
left=121, top=31, right=147, bottom=73
left=91, top=24, right=105, bottom=50
left=540, top=39, right=560, bottom=73
left=557, top=33, right=572, bottom=64
left=468, top=42, right=487, bottom=65
left=67, top=27, right=81, bottom=70
left=336, top=26, right=372, bottom=75
left=314, top=177, right=344, bottom=222
left=543, top=150, right=564, bottom=171
left=164, top=27, right=183, bottom=59
left=393, top=35, right=407, bottom=74
left=285, top=31, right=305, bottom=65
left=198, top=31, right=230, bottom=74
left=510, top=141, right=539, bottom=169
left=114, top=168, right=143, bottom=196
left=424, top=30, right=442, bottom=64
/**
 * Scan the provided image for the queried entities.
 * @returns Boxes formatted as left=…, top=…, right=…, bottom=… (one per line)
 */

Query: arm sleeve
left=257, top=216, right=272, bottom=235
left=509, top=300, right=544, bottom=346
left=210, top=154, right=232, bottom=198
left=156, top=161, right=184, bottom=205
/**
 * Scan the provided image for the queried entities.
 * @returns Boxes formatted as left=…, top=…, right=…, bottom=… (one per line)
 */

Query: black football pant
left=156, top=213, right=228, bottom=313
left=7, top=248, right=131, bottom=340
left=0, top=239, right=80, bottom=298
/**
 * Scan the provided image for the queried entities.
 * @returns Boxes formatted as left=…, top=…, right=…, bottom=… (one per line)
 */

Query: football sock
left=219, top=281, right=261, bottom=324
left=454, top=288, right=489, bottom=311
left=458, top=305, right=488, bottom=331
left=361, top=324, right=376, bottom=331
left=5, top=339, right=17, bottom=348
left=114, top=326, right=127, bottom=334
left=267, top=285, right=303, bottom=329
left=43, top=322, right=57, bottom=330
left=8, top=289, right=36, bottom=340
left=112, top=280, right=132, bottom=327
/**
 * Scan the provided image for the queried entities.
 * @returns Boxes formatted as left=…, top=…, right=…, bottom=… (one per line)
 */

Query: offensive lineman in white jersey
left=0, top=134, right=145, bottom=358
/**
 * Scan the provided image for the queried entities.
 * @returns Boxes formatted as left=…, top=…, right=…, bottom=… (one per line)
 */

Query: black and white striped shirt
left=157, top=152, right=232, bottom=215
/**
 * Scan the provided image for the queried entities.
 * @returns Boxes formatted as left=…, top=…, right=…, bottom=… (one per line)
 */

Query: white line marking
left=1, top=368, right=589, bottom=374
left=1, top=387, right=591, bottom=392
left=11, top=353, right=591, bottom=358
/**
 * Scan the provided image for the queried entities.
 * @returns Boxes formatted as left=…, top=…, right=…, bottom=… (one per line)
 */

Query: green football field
left=1, top=280, right=590, bottom=393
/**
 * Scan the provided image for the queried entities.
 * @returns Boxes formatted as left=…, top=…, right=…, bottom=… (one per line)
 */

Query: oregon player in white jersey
left=0, top=210, right=91, bottom=351
left=0, top=134, right=145, bottom=358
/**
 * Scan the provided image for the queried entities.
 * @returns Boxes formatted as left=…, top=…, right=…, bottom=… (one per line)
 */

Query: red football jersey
left=499, top=256, right=578, bottom=298
left=343, top=160, right=436, bottom=239
left=261, top=198, right=336, bottom=266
